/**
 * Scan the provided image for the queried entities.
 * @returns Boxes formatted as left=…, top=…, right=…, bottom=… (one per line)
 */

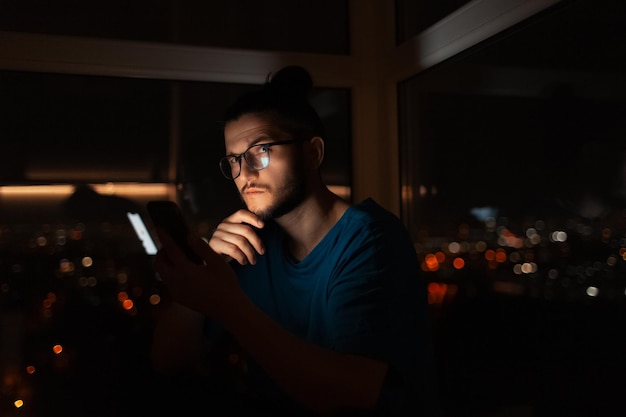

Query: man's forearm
left=217, top=293, right=388, bottom=413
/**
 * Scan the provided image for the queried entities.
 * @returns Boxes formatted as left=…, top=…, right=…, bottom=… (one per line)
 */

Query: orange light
left=52, top=344, right=63, bottom=354
left=427, top=282, right=448, bottom=304
left=424, top=253, right=439, bottom=271
left=452, top=257, right=465, bottom=269
left=122, top=299, right=134, bottom=310
left=70, top=228, right=83, bottom=240
left=0, top=183, right=170, bottom=197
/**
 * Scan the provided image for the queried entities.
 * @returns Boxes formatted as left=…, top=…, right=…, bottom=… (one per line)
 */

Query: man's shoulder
left=349, top=198, right=403, bottom=226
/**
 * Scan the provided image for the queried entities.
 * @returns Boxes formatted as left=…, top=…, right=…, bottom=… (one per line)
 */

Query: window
left=0, top=69, right=351, bottom=415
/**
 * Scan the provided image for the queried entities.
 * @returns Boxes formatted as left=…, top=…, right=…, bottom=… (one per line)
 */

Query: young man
left=150, top=66, right=438, bottom=416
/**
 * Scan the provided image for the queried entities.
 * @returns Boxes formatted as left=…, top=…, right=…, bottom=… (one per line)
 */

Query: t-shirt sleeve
left=327, top=218, right=427, bottom=361
left=325, top=217, right=435, bottom=416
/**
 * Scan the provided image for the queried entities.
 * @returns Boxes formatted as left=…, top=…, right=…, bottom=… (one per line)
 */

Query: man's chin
left=244, top=199, right=272, bottom=220
left=248, top=205, right=273, bottom=221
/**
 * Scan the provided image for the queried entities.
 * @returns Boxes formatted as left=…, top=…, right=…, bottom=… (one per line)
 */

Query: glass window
left=0, top=70, right=351, bottom=414
left=0, top=71, right=171, bottom=184
left=398, top=3, right=626, bottom=414
left=399, top=0, right=626, bottom=245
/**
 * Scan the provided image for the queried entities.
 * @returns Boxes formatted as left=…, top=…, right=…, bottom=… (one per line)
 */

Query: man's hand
left=154, top=230, right=243, bottom=321
left=209, top=209, right=265, bottom=265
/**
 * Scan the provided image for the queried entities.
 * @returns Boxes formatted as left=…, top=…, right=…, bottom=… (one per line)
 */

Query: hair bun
left=266, top=65, right=313, bottom=100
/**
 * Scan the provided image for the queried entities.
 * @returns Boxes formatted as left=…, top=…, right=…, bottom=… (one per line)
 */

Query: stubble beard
left=240, top=167, right=308, bottom=222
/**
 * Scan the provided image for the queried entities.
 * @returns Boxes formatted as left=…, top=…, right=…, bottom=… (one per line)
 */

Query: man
left=150, top=66, right=438, bottom=416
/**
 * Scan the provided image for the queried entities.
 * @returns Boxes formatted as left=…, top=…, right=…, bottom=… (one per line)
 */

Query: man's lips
left=242, top=185, right=268, bottom=195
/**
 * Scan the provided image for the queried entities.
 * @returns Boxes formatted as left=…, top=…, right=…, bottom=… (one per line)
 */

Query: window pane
left=0, top=70, right=351, bottom=414
left=0, top=71, right=171, bottom=184
left=399, top=1, right=626, bottom=415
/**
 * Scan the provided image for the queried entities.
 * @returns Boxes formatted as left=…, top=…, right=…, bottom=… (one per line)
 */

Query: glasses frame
left=219, top=139, right=298, bottom=180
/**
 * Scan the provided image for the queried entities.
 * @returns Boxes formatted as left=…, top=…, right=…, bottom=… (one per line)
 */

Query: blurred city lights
left=82, top=256, right=94, bottom=267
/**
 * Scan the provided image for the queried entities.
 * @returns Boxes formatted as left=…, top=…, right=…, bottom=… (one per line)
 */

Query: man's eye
left=228, top=156, right=239, bottom=164
left=258, top=145, right=270, bottom=153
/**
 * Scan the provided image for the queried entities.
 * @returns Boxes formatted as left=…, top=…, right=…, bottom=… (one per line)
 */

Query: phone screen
left=126, top=211, right=159, bottom=255
left=146, top=200, right=203, bottom=264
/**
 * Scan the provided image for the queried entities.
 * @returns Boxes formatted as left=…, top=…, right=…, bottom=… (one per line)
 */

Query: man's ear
left=308, top=136, right=325, bottom=169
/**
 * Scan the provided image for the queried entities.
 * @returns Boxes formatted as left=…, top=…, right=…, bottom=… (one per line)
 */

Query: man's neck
left=276, top=188, right=350, bottom=262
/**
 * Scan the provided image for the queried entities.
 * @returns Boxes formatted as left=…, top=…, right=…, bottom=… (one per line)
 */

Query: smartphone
left=146, top=200, right=203, bottom=264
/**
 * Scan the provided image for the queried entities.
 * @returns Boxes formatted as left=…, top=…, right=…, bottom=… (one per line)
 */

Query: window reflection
left=399, top=2, right=626, bottom=414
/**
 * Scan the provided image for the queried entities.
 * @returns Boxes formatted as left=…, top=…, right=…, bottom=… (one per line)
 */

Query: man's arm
left=153, top=230, right=389, bottom=414
left=219, top=289, right=389, bottom=413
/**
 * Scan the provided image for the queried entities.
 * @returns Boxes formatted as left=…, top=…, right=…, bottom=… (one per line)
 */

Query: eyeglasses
left=219, top=139, right=298, bottom=180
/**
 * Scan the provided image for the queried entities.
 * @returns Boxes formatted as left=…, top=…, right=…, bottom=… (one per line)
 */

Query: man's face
left=223, top=114, right=307, bottom=220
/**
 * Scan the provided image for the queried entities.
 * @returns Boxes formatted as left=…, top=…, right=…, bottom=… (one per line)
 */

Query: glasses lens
left=220, top=142, right=282, bottom=180
left=246, top=146, right=270, bottom=171
left=219, top=157, right=239, bottom=179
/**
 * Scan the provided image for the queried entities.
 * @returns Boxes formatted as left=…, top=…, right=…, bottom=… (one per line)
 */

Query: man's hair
left=222, top=65, right=326, bottom=140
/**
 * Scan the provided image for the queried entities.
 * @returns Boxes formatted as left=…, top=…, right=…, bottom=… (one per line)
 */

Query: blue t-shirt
left=227, top=198, right=436, bottom=415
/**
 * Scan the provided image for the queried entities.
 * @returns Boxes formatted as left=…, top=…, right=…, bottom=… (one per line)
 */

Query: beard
left=240, top=164, right=308, bottom=221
